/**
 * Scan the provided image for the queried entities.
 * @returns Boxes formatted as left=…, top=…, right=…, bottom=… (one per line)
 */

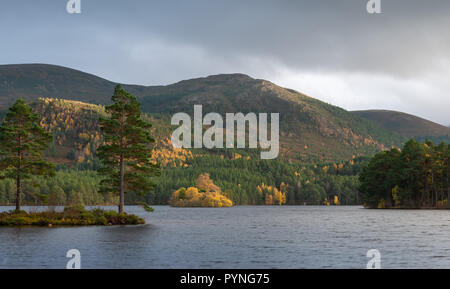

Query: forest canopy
left=359, top=139, right=450, bottom=208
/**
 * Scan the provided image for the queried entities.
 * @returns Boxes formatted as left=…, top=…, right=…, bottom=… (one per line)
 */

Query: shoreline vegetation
left=360, top=139, right=449, bottom=209
left=0, top=205, right=145, bottom=226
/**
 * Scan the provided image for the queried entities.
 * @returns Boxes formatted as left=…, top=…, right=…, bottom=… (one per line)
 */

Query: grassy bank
left=0, top=205, right=145, bottom=226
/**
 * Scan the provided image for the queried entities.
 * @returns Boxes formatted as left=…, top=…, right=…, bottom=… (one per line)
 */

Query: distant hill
left=0, top=64, right=114, bottom=108
left=0, top=63, right=154, bottom=109
left=0, top=63, right=406, bottom=162
left=352, top=110, right=450, bottom=138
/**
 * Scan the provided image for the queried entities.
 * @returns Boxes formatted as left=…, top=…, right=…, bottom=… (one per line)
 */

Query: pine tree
left=97, top=85, right=160, bottom=213
left=0, top=99, right=55, bottom=211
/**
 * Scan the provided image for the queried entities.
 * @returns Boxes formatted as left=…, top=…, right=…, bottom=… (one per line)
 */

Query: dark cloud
left=1, top=0, right=449, bottom=123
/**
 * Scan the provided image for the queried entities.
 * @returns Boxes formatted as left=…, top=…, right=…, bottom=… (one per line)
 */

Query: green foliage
left=147, top=153, right=366, bottom=206
left=136, top=202, right=154, bottom=212
left=0, top=170, right=110, bottom=206
left=359, top=139, right=450, bottom=208
left=0, top=154, right=365, bottom=207
left=97, top=85, right=160, bottom=213
left=0, top=98, right=55, bottom=210
left=359, top=148, right=402, bottom=208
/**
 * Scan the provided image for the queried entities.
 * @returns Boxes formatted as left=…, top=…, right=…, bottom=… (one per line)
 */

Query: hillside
left=0, top=64, right=114, bottom=108
left=136, top=74, right=405, bottom=161
left=352, top=110, right=450, bottom=138
left=0, top=98, right=369, bottom=206
left=0, top=63, right=406, bottom=161
left=28, top=98, right=191, bottom=168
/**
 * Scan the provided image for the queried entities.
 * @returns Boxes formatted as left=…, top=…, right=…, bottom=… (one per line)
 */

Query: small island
left=169, top=173, right=233, bottom=207
left=0, top=205, right=145, bottom=226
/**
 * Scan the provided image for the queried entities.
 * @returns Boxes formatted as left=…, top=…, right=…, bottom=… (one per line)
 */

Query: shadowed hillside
left=0, top=64, right=115, bottom=108
left=352, top=110, right=450, bottom=138
left=0, top=64, right=155, bottom=109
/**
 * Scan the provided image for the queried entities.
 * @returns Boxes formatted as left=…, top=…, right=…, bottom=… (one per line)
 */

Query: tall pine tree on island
left=97, top=85, right=160, bottom=213
left=0, top=99, right=55, bottom=211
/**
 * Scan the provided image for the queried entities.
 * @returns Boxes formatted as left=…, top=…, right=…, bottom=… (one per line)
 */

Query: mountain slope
left=0, top=63, right=152, bottom=109
left=136, top=73, right=405, bottom=160
left=352, top=110, right=450, bottom=138
left=0, top=63, right=405, bottom=161
left=0, top=64, right=114, bottom=108
left=28, top=98, right=189, bottom=168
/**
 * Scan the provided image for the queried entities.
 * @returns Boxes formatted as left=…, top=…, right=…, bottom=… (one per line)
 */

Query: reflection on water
left=0, top=206, right=449, bottom=268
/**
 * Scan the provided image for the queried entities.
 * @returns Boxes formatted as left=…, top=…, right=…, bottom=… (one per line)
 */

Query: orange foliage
left=256, top=182, right=287, bottom=205
left=169, top=174, right=233, bottom=207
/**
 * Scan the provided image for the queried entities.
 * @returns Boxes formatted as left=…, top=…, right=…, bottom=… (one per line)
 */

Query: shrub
left=63, top=205, right=87, bottom=217
left=0, top=207, right=145, bottom=226
left=7, top=217, right=29, bottom=226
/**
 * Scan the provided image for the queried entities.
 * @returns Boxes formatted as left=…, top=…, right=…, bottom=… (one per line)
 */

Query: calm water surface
left=0, top=205, right=449, bottom=268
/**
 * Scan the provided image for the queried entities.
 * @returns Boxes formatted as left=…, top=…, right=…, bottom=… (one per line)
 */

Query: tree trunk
left=446, top=161, right=450, bottom=209
left=119, top=154, right=125, bottom=213
left=16, top=175, right=21, bottom=211
left=16, top=139, right=22, bottom=212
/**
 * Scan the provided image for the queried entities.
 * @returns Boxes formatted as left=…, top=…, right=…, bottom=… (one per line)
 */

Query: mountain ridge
left=0, top=63, right=406, bottom=162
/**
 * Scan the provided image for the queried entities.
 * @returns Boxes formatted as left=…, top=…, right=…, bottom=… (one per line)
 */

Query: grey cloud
left=3, top=0, right=450, bottom=77
left=0, top=0, right=449, bottom=123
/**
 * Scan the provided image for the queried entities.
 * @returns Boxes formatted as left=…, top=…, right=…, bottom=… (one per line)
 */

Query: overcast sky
left=1, top=0, right=449, bottom=125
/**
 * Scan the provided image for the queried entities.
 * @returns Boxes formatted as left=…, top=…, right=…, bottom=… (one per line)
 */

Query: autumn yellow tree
left=169, top=173, right=233, bottom=207
left=196, top=173, right=222, bottom=193
left=257, top=182, right=287, bottom=205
